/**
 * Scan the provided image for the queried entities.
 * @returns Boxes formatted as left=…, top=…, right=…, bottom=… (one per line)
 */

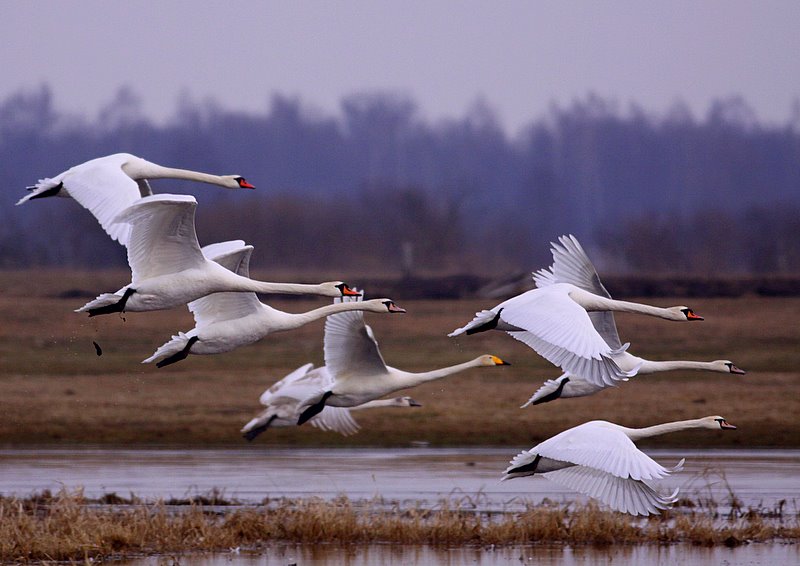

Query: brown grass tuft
left=1, top=489, right=798, bottom=562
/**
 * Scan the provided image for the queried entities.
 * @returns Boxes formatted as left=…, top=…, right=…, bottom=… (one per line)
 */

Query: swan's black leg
left=532, top=377, right=571, bottom=405
left=297, top=391, right=333, bottom=425
left=87, top=287, right=136, bottom=317
left=28, top=182, right=63, bottom=199
left=156, top=336, right=199, bottom=368
left=466, top=308, right=504, bottom=335
left=242, top=415, right=278, bottom=442
left=507, top=454, right=542, bottom=475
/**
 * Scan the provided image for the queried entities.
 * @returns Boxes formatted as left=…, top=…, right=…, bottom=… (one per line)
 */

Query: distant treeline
left=2, top=85, right=800, bottom=276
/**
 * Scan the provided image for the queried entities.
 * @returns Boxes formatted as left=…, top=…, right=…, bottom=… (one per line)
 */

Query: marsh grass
left=2, top=489, right=798, bottom=562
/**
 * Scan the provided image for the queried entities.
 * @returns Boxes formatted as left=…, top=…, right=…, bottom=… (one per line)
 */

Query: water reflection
left=130, top=542, right=800, bottom=566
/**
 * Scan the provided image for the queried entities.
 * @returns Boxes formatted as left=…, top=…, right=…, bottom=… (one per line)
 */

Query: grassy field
left=1, top=269, right=798, bottom=447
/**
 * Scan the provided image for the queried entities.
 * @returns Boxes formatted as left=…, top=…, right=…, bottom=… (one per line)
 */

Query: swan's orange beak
left=237, top=178, right=256, bottom=189
left=341, top=285, right=361, bottom=297
left=728, top=364, right=746, bottom=375
left=720, top=419, right=737, bottom=430
left=686, top=309, right=704, bottom=321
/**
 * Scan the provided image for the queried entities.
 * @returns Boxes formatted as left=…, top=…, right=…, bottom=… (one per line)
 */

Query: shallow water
left=130, top=542, right=800, bottom=566
left=1, top=446, right=798, bottom=513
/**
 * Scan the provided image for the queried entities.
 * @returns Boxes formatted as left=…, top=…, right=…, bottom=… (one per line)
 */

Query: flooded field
left=2, top=284, right=799, bottom=563
left=130, top=542, right=800, bottom=566
left=2, top=446, right=798, bottom=513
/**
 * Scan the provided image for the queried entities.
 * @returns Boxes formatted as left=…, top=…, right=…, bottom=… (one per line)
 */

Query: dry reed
left=1, top=489, right=798, bottom=563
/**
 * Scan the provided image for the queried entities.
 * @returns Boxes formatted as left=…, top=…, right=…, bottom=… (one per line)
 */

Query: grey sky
left=2, top=1, right=799, bottom=132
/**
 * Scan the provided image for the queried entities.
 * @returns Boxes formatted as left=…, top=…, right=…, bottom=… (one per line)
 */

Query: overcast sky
left=2, top=1, right=799, bottom=133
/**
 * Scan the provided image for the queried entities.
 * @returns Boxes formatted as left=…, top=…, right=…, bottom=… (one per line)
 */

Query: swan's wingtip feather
left=668, top=458, right=686, bottom=473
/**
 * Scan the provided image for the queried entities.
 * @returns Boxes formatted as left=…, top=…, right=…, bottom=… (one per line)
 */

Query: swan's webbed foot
left=242, top=415, right=278, bottom=442
left=466, top=308, right=504, bottom=335
left=531, top=377, right=570, bottom=406
left=506, top=454, right=542, bottom=475
left=87, top=287, right=136, bottom=317
left=28, top=182, right=63, bottom=200
left=156, top=336, right=199, bottom=368
left=297, top=391, right=333, bottom=425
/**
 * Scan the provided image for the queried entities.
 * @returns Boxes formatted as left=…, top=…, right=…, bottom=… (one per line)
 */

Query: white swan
left=526, top=358, right=746, bottom=406
left=17, top=153, right=254, bottom=245
left=141, top=242, right=404, bottom=367
left=448, top=239, right=704, bottom=388
left=76, top=194, right=362, bottom=318
left=502, top=415, right=737, bottom=516
left=240, top=363, right=422, bottom=440
left=296, top=294, right=509, bottom=425
left=522, top=235, right=745, bottom=405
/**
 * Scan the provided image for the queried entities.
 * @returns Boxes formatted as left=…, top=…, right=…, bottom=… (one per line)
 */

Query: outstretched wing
left=500, top=288, right=631, bottom=386
left=533, top=235, right=622, bottom=350
left=324, top=294, right=389, bottom=379
left=534, top=421, right=678, bottom=482
left=543, top=466, right=679, bottom=516
left=259, top=363, right=317, bottom=406
left=114, top=194, right=206, bottom=283
left=310, top=406, right=361, bottom=436
left=188, top=241, right=263, bottom=327
left=20, top=154, right=140, bottom=246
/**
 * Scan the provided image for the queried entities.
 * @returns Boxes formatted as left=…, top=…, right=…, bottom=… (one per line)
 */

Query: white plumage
left=17, top=153, right=254, bottom=245
left=76, top=195, right=362, bottom=318
left=449, top=236, right=705, bottom=388
left=240, top=363, right=422, bottom=440
left=141, top=243, right=404, bottom=367
left=296, top=294, right=509, bottom=425
left=502, top=416, right=737, bottom=515
left=522, top=235, right=744, bottom=405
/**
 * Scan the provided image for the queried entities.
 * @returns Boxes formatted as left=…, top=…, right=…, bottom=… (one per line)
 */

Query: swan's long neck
left=134, top=161, right=232, bottom=187
left=575, top=290, right=678, bottom=320
left=624, top=418, right=709, bottom=442
left=391, top=358, right=484, bottom=390
left=351, top=399, right=400, bottom=411
left=239, top=277, right=332, bottom=297
left=272, top=301, right=377, bottom=330
left=637, top=359, right=722, bottom=374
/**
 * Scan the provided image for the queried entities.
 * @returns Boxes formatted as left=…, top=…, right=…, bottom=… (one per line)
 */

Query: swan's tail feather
left=665, top=458, right=686, bottom=474
left=502, top=450, right=539, bottom=480
left=75, top=293, right=123, bottom=313
left=142, top=332, right=191, bottom=364
left=520, top=377, right=564, bottom=408
left=610, top=342, right=631, bottom=355
left=448, top=309, right=499, bottom=337
left=240, top=414, right=276, bottom=442
left=17, top=178, right=62, bottom=205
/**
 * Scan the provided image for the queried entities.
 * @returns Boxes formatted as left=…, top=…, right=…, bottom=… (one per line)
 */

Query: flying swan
left=502, top=415, right=737, bottom=515
left=296, top=294, right=509, bottom=425
left=522, top=235, right=745, bottom=405
left=17, top=153, right=255, bottom=245
left=142, top=242, right=406, bottom=367
left=448, top=239, right=704, bottom=388
left=240, top=362, right=422, bottom=441
left=76, top=194, right=362, bottom=318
